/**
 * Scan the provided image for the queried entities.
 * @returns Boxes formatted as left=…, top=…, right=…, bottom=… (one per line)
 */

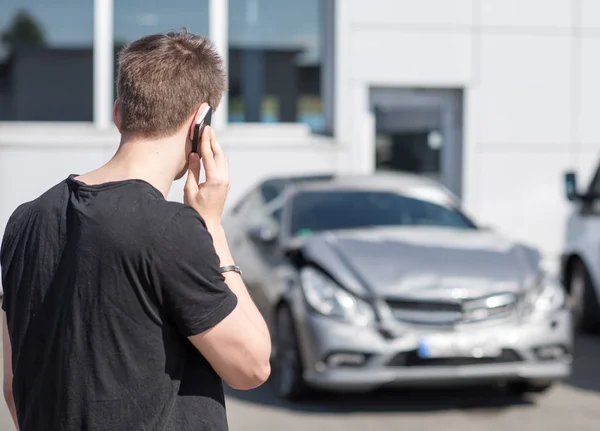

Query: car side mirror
left=248, top=223, right=279, bottom=244
left=564, top=171, right=580, bottom=201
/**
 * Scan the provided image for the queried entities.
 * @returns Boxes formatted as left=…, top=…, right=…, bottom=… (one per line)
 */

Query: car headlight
left=522, top=273, right=567, bottom=319
left=300, top=266, right=375, bottom=326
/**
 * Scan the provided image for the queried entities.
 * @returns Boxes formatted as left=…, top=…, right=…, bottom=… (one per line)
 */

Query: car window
left=260, top=180, right=285, bottom=204
left=259, top=176, right=336, bottom=206
left=289, top=190, right=477, bottom=235
left=587, top=165, right=600, bottom=198
left=234, top=179, right=285, bottom=217
left=261, top=185, right=280, bottom=203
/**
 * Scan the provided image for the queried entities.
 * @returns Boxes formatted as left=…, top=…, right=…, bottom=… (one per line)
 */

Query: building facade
left=2, top=0, right=600, bottom=269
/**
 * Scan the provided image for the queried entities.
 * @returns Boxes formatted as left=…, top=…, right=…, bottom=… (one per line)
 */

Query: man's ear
left=113, top=100, right=121, bottom=131
left=188, top=102, right=210, bottom=140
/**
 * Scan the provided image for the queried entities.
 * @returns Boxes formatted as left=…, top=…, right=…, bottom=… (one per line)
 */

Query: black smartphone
left=192, top=105, right=212, bottom=154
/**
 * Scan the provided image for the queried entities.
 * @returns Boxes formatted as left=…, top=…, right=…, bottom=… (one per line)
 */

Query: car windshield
left=289, top=190, right=477, bottom=236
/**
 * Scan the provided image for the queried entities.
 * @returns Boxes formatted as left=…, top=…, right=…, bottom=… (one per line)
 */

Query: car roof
left=264, top=171, right=460, bottom=207
left=263, top=171, right=436, bottom=187
left=260, top=174, right=336, bottom=188
left=295, top=172, right=438, bottom=190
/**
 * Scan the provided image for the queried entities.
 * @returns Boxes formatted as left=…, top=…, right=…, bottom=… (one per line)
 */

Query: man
left=0, top=31, right=271, bottom=431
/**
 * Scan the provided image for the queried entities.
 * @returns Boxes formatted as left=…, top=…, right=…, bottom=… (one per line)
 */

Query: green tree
left=1, top=10, right=46, bottom=48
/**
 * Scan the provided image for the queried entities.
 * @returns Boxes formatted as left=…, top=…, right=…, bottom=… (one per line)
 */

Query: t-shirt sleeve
left=0, top=205, right=23, bottom=314
left=154, top=206, right=238, bottom=337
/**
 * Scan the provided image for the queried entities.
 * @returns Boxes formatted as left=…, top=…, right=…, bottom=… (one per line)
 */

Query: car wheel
left=569, top=260, right=600, bottom=333
left=506, top=380, right=554, bottom=396
left=270, top=304, right=311, bottom=400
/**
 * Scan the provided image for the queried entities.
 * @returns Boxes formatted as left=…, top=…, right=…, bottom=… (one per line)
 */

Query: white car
left=562, top=167, right=600, bottom=332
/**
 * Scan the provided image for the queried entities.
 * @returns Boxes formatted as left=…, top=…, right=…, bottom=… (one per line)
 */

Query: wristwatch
left=220, top=265, right=243, bottom=275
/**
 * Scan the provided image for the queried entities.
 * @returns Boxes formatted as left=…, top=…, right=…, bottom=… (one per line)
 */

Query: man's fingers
left=200, top=126, right=217, bottom=177
left=208, top=127, right=229, bottom=184
left=200, top=126, right=229, bottom=187
left=210, top=127, right=225, bottom=160
left=185, top=152, right=201, bottom=191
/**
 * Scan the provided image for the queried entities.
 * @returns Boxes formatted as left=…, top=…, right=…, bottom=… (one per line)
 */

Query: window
left=260, top=179, right=286, bottom=204
left=1, top=1, right=334, bottom=131
left=0, top=0, right=94, bottom=121
left=587, top=164, right=600, bottom=198
left=289, top=190, right=477, bottom=236
left=113, top=0, right=210, bottom=99
left=114, top=1, right=209, bottom=48
left=228, top=0, right=326, bottom=133
left=372, top=88, right=464, bottom=198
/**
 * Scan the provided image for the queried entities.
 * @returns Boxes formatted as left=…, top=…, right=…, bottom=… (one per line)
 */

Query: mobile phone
left=192, top=105, right=212, bottom=154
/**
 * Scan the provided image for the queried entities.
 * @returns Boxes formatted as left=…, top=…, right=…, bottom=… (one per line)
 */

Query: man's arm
left=158, top=207, right=271, bottom=391
left=208, top=224, right=271, bottom=340
left=180, top=124, right=271, bottom=390
left=3, top=312, right=18, bottom=430
left=187, top=225, right=271, bottom=390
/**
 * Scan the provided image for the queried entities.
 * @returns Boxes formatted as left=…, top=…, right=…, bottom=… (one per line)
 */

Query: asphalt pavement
left=1, top=334, right=599, bottom=430
left=228, top=334, right=600, bottom=431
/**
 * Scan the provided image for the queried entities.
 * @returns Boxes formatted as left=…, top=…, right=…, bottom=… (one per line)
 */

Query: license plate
left=418, top=333, right=501, bottom=359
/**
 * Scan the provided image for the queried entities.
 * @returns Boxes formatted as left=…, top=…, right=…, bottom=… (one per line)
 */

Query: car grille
left=388, top=349, right=522, bottom=367
left=386, top=292, right=519, bottom=326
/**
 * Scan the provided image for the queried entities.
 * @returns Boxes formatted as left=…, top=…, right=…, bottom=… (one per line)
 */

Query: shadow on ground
left=225, top=382, right=533, bottom=414
left=226, top=333, right=600, bottom=413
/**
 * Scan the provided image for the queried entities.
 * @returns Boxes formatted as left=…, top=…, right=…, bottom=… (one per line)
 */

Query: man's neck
left=76, top=136, right=182, bottom=198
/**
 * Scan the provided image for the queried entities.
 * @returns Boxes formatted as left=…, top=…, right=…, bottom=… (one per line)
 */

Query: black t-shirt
left=0, top=175, right=238, bottom=431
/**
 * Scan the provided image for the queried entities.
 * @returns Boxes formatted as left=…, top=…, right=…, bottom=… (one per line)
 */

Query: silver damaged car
left=223, top=173, right=573, bottom=400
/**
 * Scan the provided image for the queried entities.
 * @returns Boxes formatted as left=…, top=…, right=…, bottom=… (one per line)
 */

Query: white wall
left=0, top=123, right=339, bottom=244
left=4, top=0, right=600, bottom=274
left=338, top=0, right=600, bottom=269
left=474, top=0, right=575, bottom=272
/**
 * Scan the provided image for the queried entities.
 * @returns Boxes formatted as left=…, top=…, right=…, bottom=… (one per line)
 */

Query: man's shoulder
left=5, top=181, right=69, bottom=231
left=1, top=201, right=31, bottom=257
left=1, top=180, right=69, bottom=258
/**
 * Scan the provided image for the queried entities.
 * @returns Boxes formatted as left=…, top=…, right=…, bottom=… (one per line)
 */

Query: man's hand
left=184, top=126, right=229, bottom=228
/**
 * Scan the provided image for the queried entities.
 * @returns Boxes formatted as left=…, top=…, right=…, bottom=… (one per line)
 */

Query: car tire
left=506, top=380, right=554, bottom=396
left=569, top=260, right=600, bottom=333
left=270, top=304, right=311, bottom=401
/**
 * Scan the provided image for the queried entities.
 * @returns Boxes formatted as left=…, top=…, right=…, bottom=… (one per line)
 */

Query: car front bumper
left=296, top=309, right=573, bottom=392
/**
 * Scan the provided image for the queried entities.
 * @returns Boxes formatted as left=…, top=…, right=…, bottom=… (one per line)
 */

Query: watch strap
left=220, top=265, right=242, bottom=275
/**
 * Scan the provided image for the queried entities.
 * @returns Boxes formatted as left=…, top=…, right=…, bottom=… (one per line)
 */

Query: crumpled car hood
left=294, top=227, right=541, bottom=300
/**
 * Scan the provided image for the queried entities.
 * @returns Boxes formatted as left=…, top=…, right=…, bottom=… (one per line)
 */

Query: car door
left=245, top=195, right=291, bottom=318
left=566, top=164, right=600, bottom=294
left=226, top=189, right=266, bottom=292
left=254, top=200, right=292, bottom=319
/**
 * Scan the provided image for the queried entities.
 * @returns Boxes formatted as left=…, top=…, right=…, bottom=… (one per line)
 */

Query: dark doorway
left=371, top=88, right=463, bottom=198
